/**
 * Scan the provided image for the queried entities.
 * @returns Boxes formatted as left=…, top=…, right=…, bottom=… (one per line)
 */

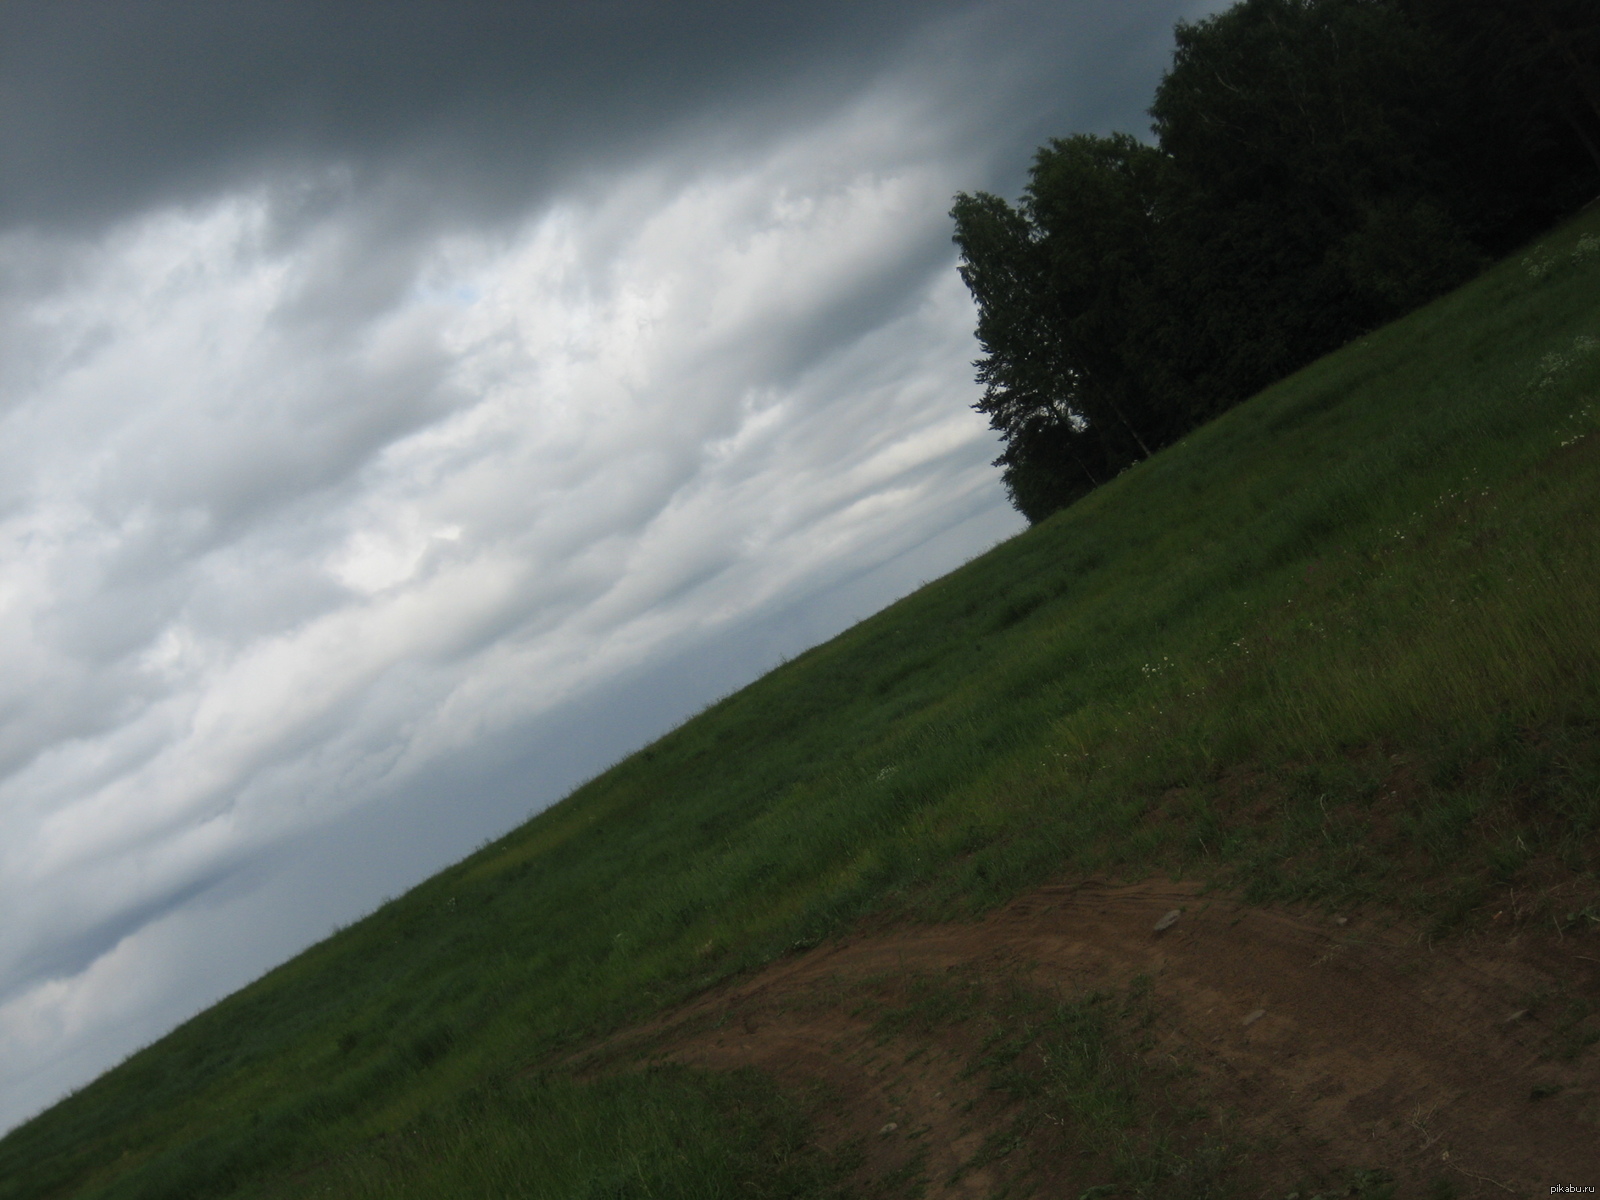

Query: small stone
left=1154, top=909, right=1182, bottom=932
left=878, top=1122, right=899, bottom=1136
left=1242, top=1009, right=1266, bottom=1027
left=1332, top=915, right=1348, bottom=926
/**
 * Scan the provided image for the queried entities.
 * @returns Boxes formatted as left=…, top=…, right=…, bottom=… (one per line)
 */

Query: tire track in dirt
left=577, top=880, right=1600, bottom=1196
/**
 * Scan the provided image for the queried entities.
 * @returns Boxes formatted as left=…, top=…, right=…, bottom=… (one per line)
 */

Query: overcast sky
left=0, top=0, right=1218, bottom=1133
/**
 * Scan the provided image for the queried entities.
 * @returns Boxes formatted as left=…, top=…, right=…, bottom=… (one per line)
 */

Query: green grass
left=6, top=210, right=1600, bottom=1198
left=952, top=976, right=1251, bottom=1199
left=253, top=1067, right=854, bottom=1200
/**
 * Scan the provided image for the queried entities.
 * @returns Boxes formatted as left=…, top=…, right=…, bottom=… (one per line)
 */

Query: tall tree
left=1399, top=0, right=1600, bottom=239
left=1150, top=0, right=1484, bottom=390
left=953, top=135, right=1180, bottom=521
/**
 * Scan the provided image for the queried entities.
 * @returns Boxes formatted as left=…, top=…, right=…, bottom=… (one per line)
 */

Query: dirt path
left=579, top=880, right=1600, bottom=1197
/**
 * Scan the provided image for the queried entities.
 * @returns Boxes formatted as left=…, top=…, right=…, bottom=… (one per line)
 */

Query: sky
left=0, top=0, right=1219, bottom=1133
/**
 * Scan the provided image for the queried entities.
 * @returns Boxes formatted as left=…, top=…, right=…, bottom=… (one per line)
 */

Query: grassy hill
left=4, top=207, right=1600, bottom=1199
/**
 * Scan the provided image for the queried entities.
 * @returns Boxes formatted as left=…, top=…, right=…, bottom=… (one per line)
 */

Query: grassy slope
left=4, top=210, right=1600, bottom=1199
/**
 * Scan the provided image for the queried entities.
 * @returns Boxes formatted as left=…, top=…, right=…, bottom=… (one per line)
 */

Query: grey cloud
left=0, top=869, right=231, bottom=1009
left=0, top=0, right=969, bottom=233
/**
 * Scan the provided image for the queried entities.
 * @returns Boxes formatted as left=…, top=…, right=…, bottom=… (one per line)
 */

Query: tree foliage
left=957, top=0, right=1600, bottom=523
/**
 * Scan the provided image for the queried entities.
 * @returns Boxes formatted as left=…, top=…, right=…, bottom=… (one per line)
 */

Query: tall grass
left=260, top=1068, right=850, bottom=1200
left=5, top=210, right=1600, bottom=1198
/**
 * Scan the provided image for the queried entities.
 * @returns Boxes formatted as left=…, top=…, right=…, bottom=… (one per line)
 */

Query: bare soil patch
left=575, top=880, right=1600, bottom=1197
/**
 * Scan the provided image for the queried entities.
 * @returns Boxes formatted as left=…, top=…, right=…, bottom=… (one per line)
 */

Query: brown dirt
left=576, top=880, right=1600, bottom=1198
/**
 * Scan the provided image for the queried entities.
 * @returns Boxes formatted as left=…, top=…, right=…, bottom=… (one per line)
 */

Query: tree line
left=954, top=0, right=1600, bottom=522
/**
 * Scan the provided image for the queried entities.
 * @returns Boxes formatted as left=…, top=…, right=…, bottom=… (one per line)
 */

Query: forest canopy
left=955, top=0, right=1600, bottom=522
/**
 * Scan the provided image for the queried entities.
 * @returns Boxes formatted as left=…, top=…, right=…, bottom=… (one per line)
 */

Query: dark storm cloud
left=0, top=0, right=968, bottom=231
left=0, top=869, right=231, bottom=1008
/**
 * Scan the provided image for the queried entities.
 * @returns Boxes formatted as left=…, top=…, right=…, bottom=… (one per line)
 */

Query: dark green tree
left=1399, top=0, right=1600, bottom=240
left=1149, top=0, right=1486, bottom=396
left=953, top=135, right=1181, bottom=521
